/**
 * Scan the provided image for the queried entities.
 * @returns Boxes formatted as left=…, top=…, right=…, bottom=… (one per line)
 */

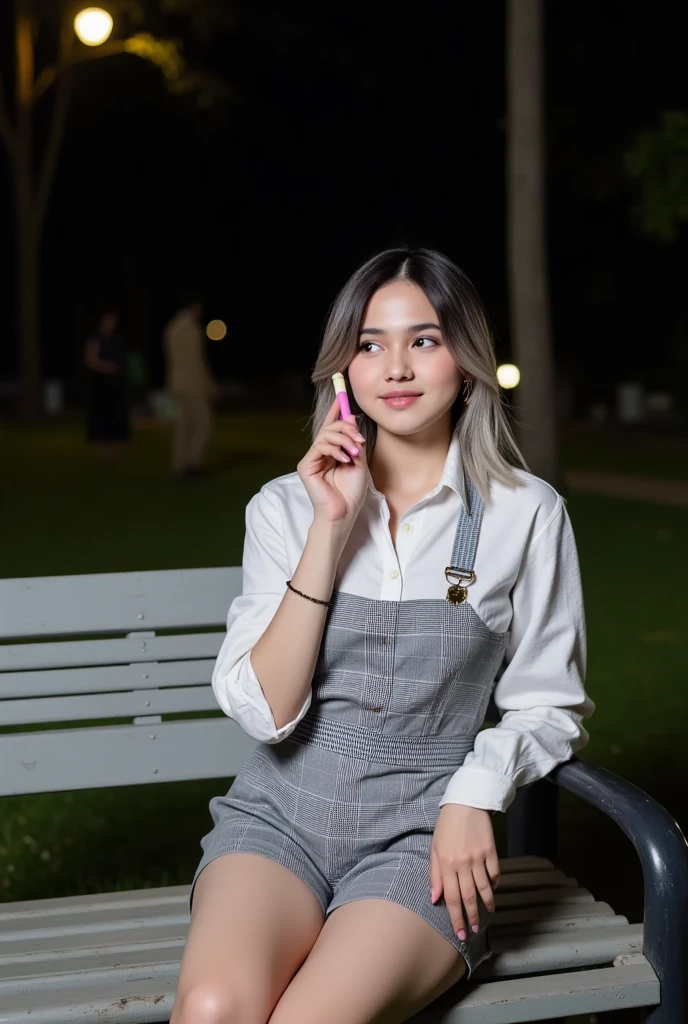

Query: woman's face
left=347, top=280, right=463, bottom=438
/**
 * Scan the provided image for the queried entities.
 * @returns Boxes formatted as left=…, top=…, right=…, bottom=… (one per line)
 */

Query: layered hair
left=308, top=247, right=528, bottom=505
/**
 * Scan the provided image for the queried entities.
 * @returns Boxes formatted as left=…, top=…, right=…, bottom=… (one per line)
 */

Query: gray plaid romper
left=193, top=476, right=510, bottom=978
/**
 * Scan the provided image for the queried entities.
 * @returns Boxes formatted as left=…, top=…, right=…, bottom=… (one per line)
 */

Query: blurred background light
left=74, top=8, right=113, bottom=47
left=497, top=363, right=521, bottom=389
left=206, top=319, right=227, bottom=341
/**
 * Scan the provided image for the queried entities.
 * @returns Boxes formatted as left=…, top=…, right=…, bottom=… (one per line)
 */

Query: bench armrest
left=509, top=756, right=688, bottom=1023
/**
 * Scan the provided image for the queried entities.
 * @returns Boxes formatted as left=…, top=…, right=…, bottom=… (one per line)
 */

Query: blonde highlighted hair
left=307, top=247, right=528, bottom=504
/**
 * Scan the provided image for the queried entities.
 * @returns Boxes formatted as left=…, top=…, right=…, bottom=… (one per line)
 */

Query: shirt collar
left=365, top=431, right=469, bottom=510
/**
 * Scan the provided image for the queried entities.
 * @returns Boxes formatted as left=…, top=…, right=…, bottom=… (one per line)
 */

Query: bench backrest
left=0, top=568, right=259, bottom=797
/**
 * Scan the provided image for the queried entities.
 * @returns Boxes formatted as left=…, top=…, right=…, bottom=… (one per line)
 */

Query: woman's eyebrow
left=358, top=322, right=441, bottom=336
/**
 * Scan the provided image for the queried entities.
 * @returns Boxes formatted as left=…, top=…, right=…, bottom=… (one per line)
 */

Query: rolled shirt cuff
left=439, top=764, right=517, bottom=814
left=244, top=651, right=312, bottom=743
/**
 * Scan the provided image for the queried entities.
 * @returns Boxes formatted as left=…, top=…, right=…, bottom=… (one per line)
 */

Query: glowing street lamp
left=206, top=320, right=227, bottom=341
left=74, top=8, right=113, bottom=46
left=497, top=363, right=521, bottom=389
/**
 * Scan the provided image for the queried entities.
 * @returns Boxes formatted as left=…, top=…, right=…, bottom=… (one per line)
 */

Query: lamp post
left=73, top=8, right=113, bottom=47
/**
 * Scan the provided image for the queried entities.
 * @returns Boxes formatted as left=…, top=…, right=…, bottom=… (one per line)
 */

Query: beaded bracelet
left=286, top=579, right=332, bottom=607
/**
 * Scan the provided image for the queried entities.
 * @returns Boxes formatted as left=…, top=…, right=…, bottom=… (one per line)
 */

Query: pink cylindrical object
left=332, top=372, right=354, bottom=420
left=336, top=390, right=352, bottom=420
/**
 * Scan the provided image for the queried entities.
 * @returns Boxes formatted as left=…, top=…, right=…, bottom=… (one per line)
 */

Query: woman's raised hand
left=297, top=396, right=369, bottom=527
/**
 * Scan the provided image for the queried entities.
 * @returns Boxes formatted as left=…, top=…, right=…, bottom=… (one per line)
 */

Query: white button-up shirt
left=212, top=433, right=595, bottom=813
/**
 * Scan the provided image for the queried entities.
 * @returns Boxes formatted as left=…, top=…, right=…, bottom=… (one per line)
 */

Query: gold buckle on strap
left=444, top=566, right=476, bottom=605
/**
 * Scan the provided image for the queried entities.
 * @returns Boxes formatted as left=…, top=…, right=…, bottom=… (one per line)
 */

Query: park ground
left=1, top=415, right=687, bottom=1023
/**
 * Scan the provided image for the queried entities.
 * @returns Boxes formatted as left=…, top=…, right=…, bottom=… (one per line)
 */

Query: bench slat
left=493, top=901, right=618, bottom=927
left=0, top=887, right=190, bottom=922
left=0, top=911, right=644, bottom=978
left=0, top=660, right=215, bottom=700
left=0, top=883, right=595, bottom=928
left=0, top=718, right=255, bottom=796
left=0, top=901, right=188, bottom=945
left=0, top=960, right=661, bottom=1024
left=0, top=970, right=179, bottom=1023
left=0, top=568, right=240, bottom=639
left=495, top=914, right=629, bottom=935
left=493, top=870, right=577, bottom=892
left=494, top=887, right=594, bottom=908
left=483, top=924, right=644, bottom=977
left=0, top=924, right=185, bottom=963
left=417, top=960, right=659, bottom=1022
left=0, top=959, right=660, bottom=1024
left=0, top=929, right=652, bottom=1024
left=1, top=686, right=218, bottom=726
left=0, top=633, right=225, bottom=673
left=0, top=894, right=618, bottom=945
left=0, top=943, right=183, bottom=988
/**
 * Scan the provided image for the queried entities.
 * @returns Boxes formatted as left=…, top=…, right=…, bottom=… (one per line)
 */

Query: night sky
left=1, top=0, right=687, bottom=414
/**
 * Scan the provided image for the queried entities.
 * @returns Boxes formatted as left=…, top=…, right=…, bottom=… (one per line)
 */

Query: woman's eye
left=357, top=337, right=438, bottom=353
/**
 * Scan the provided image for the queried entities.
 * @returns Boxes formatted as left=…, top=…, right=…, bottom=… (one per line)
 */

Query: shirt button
left=403, top=523, right=413, bottom=534
left=390, top=570, right=399, bottom=580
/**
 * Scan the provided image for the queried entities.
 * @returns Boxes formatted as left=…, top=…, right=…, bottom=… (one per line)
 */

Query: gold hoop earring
left=462, top=379, right=473, bottom=404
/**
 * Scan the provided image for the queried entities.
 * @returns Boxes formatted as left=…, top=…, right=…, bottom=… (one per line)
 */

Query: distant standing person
left=84, top=311, right=130, bottom=455
left=164, top=296, right=219, bottom=478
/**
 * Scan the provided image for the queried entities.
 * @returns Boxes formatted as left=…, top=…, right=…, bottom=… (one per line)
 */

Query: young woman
left=171, top=247, right=595, bottom=1024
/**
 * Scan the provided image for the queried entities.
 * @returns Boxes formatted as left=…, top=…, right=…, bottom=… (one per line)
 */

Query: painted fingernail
left=471, top=924, right=479, bottom=934
left=355, top=434, right=365, bottom=443
left=457, top=929, right=467, bottom=941
left=347, top=446, right=359, bottom=457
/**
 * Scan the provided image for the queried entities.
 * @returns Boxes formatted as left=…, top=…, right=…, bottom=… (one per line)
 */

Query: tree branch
left=32, top=64, right=58, bottom=103
left=32, top=40, right=132, bottom=104
left=0, top=75, right=18, bottom=158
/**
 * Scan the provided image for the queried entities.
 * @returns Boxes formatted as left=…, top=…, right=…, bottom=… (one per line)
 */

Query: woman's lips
left=381, top=395, right=421, bottom=409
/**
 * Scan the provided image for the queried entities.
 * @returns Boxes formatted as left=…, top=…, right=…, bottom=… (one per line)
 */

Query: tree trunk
left=506, top=0, right=560, bottom=488
left=14, top=156, right=42, bottom=420
left=14, top=2, right=42, bottom=420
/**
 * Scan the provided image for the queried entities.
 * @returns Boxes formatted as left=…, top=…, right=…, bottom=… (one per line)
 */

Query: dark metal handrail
left=507, top=757, right=688, bottom=1024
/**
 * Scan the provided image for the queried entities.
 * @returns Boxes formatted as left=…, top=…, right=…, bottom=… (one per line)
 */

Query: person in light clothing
left=171, top=248, right=595, bottom=1024
left=164, top=296, right=218, bottom=477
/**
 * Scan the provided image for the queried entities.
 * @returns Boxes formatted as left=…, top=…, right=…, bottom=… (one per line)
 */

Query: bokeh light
left=206, top=319, right=227, bottom=341
left=497, top=363, right=521, bottom=389
left=74, top=8, right=113, bottom=46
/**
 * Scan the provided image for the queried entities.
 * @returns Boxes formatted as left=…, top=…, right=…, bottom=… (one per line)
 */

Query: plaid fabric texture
left=194, top=478, right=509, bottom=979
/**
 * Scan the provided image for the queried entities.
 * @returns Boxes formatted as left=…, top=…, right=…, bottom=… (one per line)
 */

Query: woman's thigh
left=172, top=852, right=326, bottom=1024
left=267, top=897, right=466, bottom=1024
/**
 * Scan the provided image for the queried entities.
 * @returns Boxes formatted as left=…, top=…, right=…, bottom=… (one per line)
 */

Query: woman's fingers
left=442, top=870, right=465, bottom=939
left=429, top=846, right=443, bottom=904
left=472, top=862, right=495, bottom=916
left=314, top=440, right=350, bottom=463
left=486, top=851, right=501, bottom=898
left=321, top=425, right=365, bottom=459
left=323, top=421, right=365, bottom=443
left=458, top=867, right=480, bottom=934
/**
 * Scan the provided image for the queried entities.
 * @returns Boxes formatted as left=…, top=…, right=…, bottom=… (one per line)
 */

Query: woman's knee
left=172, top=981, right=265, bottom=1024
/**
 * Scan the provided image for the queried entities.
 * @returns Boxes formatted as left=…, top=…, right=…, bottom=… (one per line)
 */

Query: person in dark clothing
left=84, top=312, right=130, bottom=454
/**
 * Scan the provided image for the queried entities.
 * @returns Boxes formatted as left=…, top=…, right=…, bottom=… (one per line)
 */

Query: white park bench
left=0, top=568, right=686, bottom=1023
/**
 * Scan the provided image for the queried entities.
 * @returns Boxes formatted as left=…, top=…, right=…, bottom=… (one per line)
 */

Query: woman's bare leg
left=268, top=898, right=467, bottom=1024
left=171, top=853, right=325, bottom=1024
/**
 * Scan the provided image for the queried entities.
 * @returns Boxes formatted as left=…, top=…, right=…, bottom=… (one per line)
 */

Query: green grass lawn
left=562, top=425, right=688, bottom=480
left=1, top=415, right=686, bottom=1021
